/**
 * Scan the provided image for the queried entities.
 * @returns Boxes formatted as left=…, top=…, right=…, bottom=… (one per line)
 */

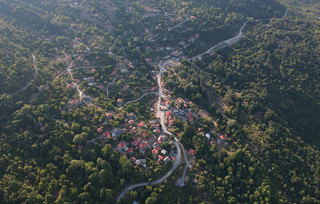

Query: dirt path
left=10, top=54, right=38, bottom=96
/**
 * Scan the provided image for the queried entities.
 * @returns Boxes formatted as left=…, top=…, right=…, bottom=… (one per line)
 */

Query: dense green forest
left=0, top=0, right=319, bottom=203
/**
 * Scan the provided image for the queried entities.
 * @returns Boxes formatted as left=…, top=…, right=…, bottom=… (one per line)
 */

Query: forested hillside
left=0, top=0, right=319, bottom=203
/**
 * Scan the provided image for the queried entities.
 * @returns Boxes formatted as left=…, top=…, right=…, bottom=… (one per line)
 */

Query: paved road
left=116, top=57, right=183, bottom=203
left=120, top=92, right=160, bottom=108
left=169, top=16, right=190, bottom=31
left=190, top=21, right=247, bottom=61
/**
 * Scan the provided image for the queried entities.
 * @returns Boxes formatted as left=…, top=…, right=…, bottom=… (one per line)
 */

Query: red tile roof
left=97, top=127, right=103, bottom=133
left=158, top=155, right=164, bottom=160
left=118, top=143, right=125, bottom=148
left=144, top=141, right=149, bottom=147
left=138, top=121, right=145, bottom=127
left=189, top=149, right=195, bottom=155
left=152, top=149, right=159, bottom=154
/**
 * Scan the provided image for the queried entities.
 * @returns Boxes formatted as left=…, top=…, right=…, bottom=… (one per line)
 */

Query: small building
left=176, top=178, right=185, bottom=187
left=189, top=149, right=195, bottom=156
left=205, top=133, right=211, bottom=140
left=128, top=148, right=134, bottom=154
left=161, top=149, right=167, bottom=155
left=152, top=149, right=159, bottom=155
left=97, top=127, right=103, bottom=133
left=164, top=156, right=170, bottom=164
left=130, top=156, right=136, bottom=162
left=112, top=128, right=123, bottom=137
left=135, top=159, right=147, bottom=167
left=153, top=142, right=159, bottom=148
left=70, top=99, right=79, bottom=106
left=106, top=113, right=113, bottom=118
left=158, top=155, right=164, bottom=161
left=138, top=121, right=145, bottom=127
left=117, top=99, right=123, bottom=104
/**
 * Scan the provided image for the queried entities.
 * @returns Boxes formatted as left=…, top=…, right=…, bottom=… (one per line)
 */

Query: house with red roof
left=152, top=149, right=159, bottom=155
left=130, top=156, right=136, bottom=162
left=91, top=68, right=96, bottom=73
left=66, top=84, right=73, bottom=88
left=117, top=99, right=123, bottom=104
left=158, top=155, right=164, bottom=161
left=102, top=131, right=111, bottom=139
left=189, top=149, right=195, bottom=156
left=128, top=120, right=134, bottom=125
left=97, top=127, right=103, bottom=133
left=156, top=146, right=162, bottom=152
left=117, top=113, right=125, bottom=117
left=219, top=134, right=227, bottom=141
left=138, top=121, right=145, bottom=127
left=128, top=148, right=134, bottom=154
left=118, top=142, right=125, bottom=148
left=131, top=140, right=138, bottom=146
left=142, top=131, right=148, bottom=137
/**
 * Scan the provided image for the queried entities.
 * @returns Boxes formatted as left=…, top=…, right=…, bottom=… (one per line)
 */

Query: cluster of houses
left=93, top=112, right=174, bottom=167
left=161, top=94, right=195, bottom=127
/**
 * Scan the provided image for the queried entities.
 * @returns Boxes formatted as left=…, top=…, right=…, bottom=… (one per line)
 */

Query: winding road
left=10, top=54, right=38, bottom=96
left=120, top=92, right=160, bottom=108
left=190, top=21, right=247, bottom=61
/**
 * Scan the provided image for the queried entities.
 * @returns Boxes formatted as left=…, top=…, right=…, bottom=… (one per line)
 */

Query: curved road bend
left=120, top=92, right=160, bottom=108
left=10, top=54, right=38, bottom=96
left=116, top=60, right=183, bottom=202
left=190, top=21, right=247, bottom=61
